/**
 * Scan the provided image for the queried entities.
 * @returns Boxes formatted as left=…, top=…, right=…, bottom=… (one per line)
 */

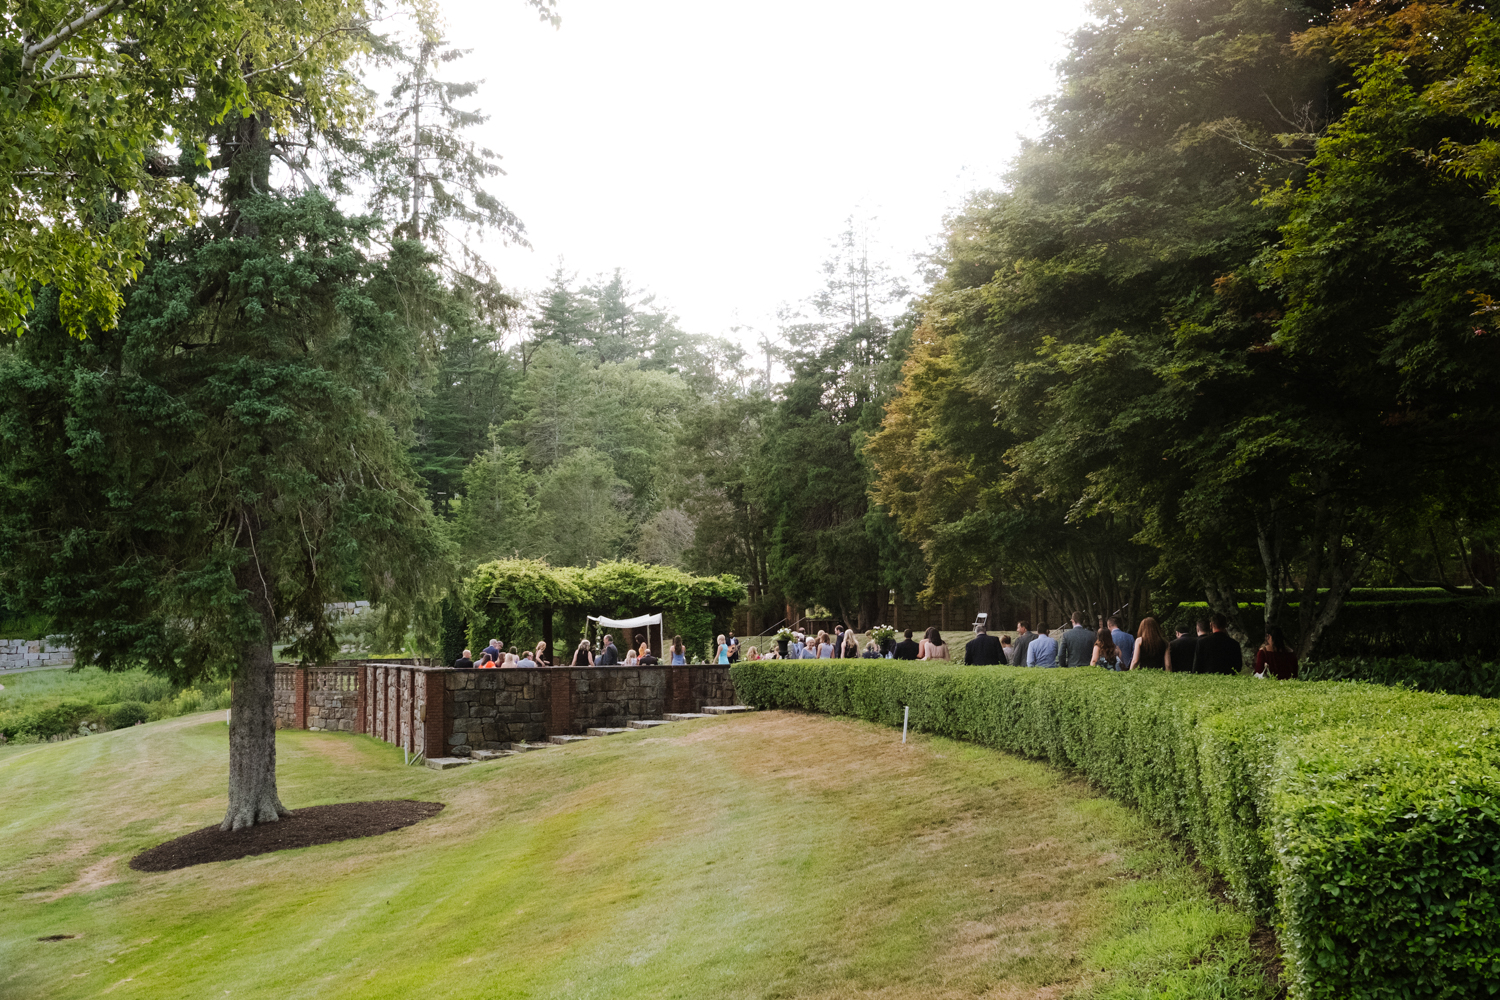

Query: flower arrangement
left=867, top=624, right=897, bottom=645
left=775, top=628, right=795, bottom=642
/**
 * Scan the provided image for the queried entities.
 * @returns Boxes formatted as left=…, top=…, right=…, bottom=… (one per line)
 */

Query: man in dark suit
left=1058, top=612, right=1095, bottom=667
left=597, top=635, right=620, bottom=665
left=453, top=648, right=474, bottom=670
left=893, top=629, right=920, bottom=660
left=965, top=625, right=1004, bottom=665
left=1194, top=614, right=1243, bottom=674
left=1167, top=622, right=1200, bottom=673
left=1010, top=620, right=1035, bottom=666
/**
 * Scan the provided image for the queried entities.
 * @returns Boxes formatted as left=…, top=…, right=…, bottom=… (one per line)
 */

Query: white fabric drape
left=586, top=613, right=663, bottom=629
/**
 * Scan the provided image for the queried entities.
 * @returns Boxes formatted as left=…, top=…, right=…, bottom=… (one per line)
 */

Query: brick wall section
left=273, top=662, right=736, bottom=758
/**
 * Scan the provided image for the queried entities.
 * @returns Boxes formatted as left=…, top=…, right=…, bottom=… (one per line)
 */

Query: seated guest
left=893, top=629, right=920, bottom=660
left=861, top=640, right=883, bottom=659
left=639, top=648, right=660, bottom=665
left=517, top=649, right=535, bottom=667
left=745, top=645, right=762, bottom=661
left=505, top=645, right=520, bottom=667
left=477, top=649, right=497, bottom=669
left=842, top=632, right=861, bottom=658
left=454, top=648, right=475, bottom=670
left=764, top=646, right=781, bottom=660
left=623, top=648, right=639, bottom=666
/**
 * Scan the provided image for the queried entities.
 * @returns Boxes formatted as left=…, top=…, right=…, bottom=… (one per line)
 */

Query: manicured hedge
left=1164, top=597, right=1500, bottom=660
left=1303, top=656, right=1500, bottom=698
left=730, top=660, right=1500, bottom=999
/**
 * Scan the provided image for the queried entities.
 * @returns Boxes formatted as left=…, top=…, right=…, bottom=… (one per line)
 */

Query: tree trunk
left=222, top=533, right=291, bottom=831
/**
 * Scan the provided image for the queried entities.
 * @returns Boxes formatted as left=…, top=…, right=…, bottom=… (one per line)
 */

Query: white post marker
left=902, top=705, right=909, bottom=744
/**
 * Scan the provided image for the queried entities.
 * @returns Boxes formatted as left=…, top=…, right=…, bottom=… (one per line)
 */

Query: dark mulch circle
left=129, top=800, right=444, bottom=872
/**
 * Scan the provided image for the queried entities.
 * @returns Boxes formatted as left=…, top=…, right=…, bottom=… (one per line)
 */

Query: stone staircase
left=424, top=706, right=756, bottom=770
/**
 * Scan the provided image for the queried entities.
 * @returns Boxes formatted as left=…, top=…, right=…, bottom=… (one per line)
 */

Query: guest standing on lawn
left=1108, top=616, right=1135, bottom=667
left=571, top=640, right=592, bottom=666
left=1195, top=614, right=1244, bottom=674
left=1059, top=612, right=1094, bottom=667
left=1025, top=624, right=1059, bottom=666
left=716, top=634, right=731, bottom=664
left=1011, top=620, right=1035, bottom=665
left=1092, top=629, right=1126, bottom=671
left=842, top=631, right=861, bottom=658
left=1130, top=617, right=1168, bottom=670
left=1000, top=635, right=1014, bottom=663
left=1166, top=623, right=1198, bottom=673
left=1254, top=624, right=1299, bottom=679
left=965, top=624, right=1004, bottom=665
left=671, top=635, right=687, bottom=665
left=919, top=627, right=950, bottom=660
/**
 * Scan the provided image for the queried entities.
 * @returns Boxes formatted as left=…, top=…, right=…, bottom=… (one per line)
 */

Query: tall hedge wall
left=1302, top=656, right=1500, bottom=698
left=730, top=661, right=1500, bottom=999
left=1164, top=596, right=1500, bottom=660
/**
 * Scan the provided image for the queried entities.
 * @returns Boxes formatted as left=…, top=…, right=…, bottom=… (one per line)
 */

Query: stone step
left=470, top=749, right=517, bottom=761
left=504, top=742, right=558, bottom=752
left=663, top=713, right=714, bottom=721
left=548, top=734, right=595, bottom=745
left=426, top=756, right=474, bottom=770
left=586, top=727, right=632, bottom=737
left=702, top=705, right=756, bottom=715
left=627, top=719, right=673, bottom=730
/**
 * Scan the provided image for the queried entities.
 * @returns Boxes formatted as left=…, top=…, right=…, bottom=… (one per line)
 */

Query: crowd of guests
left=705, top=626, right=952, bottom=663
left=453, top=614, right=1297, bottom=679
left=451, top=638, right=549, bottom=669
left=963, top=611, right=1297, bottom=678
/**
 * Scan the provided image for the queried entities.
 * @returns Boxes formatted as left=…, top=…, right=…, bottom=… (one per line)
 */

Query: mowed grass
left=0, top=710, right=1275, bottom=1000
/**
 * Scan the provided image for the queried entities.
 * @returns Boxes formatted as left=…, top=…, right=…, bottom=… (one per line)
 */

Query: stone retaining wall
left=271, top=661, right=736, bottom=759
left=0, top=637, right=74, bottom=671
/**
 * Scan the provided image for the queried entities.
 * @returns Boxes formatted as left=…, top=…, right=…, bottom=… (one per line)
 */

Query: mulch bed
left=129, top=800, right=444, bottom=872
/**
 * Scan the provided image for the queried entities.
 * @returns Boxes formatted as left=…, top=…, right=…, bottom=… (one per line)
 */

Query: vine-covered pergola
left=458, top=560, right=746, bottom=663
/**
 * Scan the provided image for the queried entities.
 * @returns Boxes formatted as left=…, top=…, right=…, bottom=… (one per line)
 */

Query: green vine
left=458, top=559, right=745, bottom=662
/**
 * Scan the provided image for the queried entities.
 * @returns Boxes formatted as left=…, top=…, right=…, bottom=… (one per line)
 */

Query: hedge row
left=1303, top=656, right=1500, bottom=699
left=1163, top=597, right=1500, bottom=660
left=730, top=660, right=1500, bottom=999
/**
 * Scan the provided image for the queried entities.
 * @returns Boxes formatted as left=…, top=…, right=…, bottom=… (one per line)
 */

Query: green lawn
left=0, top=710, right=1275, bottom=999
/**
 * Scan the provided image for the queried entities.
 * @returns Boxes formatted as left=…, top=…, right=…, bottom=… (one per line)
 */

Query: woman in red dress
left=1254, top=624, right=1298, bottom=680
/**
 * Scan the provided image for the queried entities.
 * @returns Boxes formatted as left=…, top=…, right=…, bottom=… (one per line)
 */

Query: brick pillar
left=548, top=669, right=573, bottom=736
left=294, top=667, right=308, bottom=729
left=671, top=667, right=691, bottom=714
left=356, top=667, right=367, bottom=735
left=423, top=671, right=446, bottom=759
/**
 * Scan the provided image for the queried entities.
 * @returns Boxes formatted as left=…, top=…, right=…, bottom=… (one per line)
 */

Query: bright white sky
left=438, top=0, right=1095, bottom=345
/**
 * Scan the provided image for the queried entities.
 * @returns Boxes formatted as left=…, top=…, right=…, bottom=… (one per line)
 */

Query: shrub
left=730, top=660, right=1500, bottom=1000
left=1164, top=597, right=1500, bottom=660
left=1302, top=656, right=1500, bottom=698
left=0, top=697, right=94, bottom=740
left=105, top=701, right=150, bottom=729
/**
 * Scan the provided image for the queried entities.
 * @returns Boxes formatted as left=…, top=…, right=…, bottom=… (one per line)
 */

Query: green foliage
left=1165, top=597, right=1500, bottom=661
left=0, top=666, right=228, bottom=739
left=0, top=612, right=51, bottom=640
left=459, top=559, right=745, bottom=661
left=1302, top=656, right=1500, bottom=699
left=730, top=659, right=1500, bottom=999
left=2, top=0, right=380, bottom=336
left=0, top=197, right=451, bottom=679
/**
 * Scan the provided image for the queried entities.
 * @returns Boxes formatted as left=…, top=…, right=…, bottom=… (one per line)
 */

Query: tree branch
left=21, top=0, right=135, bottom=76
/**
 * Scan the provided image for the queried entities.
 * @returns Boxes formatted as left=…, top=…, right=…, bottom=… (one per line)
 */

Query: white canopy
left=586, top=613, right=662, bottom=629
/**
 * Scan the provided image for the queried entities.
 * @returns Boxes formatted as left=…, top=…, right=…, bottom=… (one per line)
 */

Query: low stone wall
left=272, top=661, right=737, bottom=759
left=0, top=637, right=74, bottom=671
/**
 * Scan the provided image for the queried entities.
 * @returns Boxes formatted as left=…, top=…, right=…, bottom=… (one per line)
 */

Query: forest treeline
left=10, top=0, right=1500, bottom=678
left=422, top=0, right=1500, bottom=660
